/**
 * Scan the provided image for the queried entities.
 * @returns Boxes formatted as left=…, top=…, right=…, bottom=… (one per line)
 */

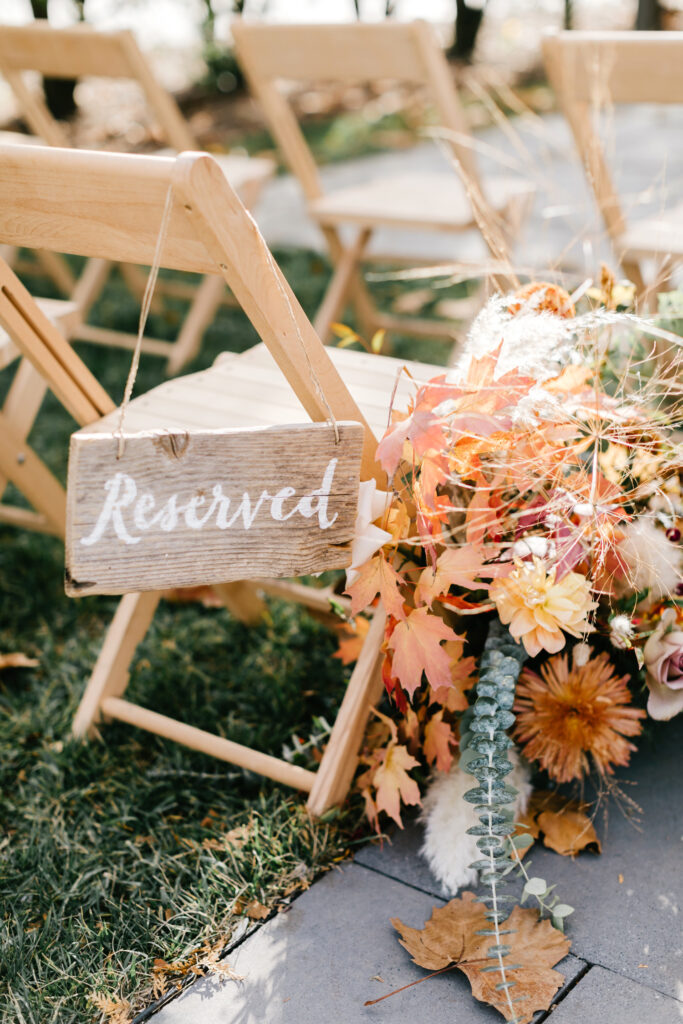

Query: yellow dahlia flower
left=490, top=558, right=596, bottom=657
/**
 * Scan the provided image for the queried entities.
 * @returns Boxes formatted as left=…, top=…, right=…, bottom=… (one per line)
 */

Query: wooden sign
left=65, top=421, right=363, bottom=596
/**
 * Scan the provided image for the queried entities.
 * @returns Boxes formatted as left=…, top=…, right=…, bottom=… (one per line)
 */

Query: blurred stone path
left=255, top=105, right=683, bottom=287
left=149, top=718, right=682, bottom=1023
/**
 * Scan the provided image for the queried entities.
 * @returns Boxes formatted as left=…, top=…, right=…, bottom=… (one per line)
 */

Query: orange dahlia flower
left=490, top=558, right=596, bottom=657
left=513, top=650, right=645, bottom=782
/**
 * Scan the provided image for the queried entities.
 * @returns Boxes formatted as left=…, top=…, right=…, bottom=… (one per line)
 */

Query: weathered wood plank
left=66, top=421, right=363, bottom=596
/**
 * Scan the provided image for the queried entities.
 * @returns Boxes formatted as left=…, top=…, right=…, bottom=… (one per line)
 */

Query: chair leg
left=0, top=410, right=66, bottom=536
left=0, top=359, right=49, bottom=500
left=306, top=606, right=386, bottom=816
left=313, top=228, right=372, bottom=342
left=321, top=225, right=381, bottom=341
left=72, top=590, right=161, bottom=739
left=118, top=262, right=163, bottom=314
left=211, top=581, right=267, bottom=626
left=34, top=249, right=76, bottom=295
left=70, top=258, right=114, bottom=321
left=166, top=274, right=226, bottom=376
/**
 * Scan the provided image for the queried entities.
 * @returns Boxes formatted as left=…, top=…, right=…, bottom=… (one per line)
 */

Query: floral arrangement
left=342, top=275, right=682, bottom=1022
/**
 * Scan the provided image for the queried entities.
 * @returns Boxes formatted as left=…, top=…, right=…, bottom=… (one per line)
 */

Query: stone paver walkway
left=151, top=717, right=682, bottom=1024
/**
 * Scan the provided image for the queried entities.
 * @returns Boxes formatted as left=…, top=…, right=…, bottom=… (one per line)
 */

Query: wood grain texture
left=66, top=421, right=363, bottom=595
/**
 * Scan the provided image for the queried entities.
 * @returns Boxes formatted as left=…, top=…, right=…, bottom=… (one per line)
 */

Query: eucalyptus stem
left=459, top=620, right=527, bottom=1024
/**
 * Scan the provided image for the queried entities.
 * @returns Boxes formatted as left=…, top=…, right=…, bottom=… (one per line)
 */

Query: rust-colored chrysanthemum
left=513, top=650, right=645, bottom=783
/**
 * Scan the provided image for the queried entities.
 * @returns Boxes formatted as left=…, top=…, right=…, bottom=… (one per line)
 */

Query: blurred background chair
left=232, top=19, right=534, bottom=347
left=0, top=21, right=275, bottom=373
left=543, top=29, right=683, bottom=305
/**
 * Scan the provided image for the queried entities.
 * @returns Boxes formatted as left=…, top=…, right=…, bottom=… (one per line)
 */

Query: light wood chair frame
left=0, top=142, right=387, bottom=815
left=0, top=21, right=273, bottom=373
left=232, top=18, right=526, bottom=344
left=0, top=291, right=83, bottom=536
left=542, top=29, right=683, bottom=299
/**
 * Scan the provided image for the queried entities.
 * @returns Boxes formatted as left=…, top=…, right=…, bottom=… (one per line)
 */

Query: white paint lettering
left=227, top=490, right=271, bottom=530
left=80, top=461, right=344, bottom=547
left=133, top=492, right=156, bottom=532
left=213, top=484, right=232, bottom=529
left=185, top=490, right=222, bottom=529
left=80, top=472, right=140, bottom=546
left=293, top=459, right=339, bottom=529
left=270, top=486, right=297, bottom=521
left=149, top=494, right=179, bottom=532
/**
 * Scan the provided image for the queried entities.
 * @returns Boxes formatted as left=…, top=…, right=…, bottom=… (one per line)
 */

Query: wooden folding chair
left=0, top=143, right=441, bottom=814
left=542, top=30, right=683, bottom=300
left=232, top=19, right=533, bottom=344
left=0, top=20, right=275, bottom=373
left=0, top=290, right=84, bottom=535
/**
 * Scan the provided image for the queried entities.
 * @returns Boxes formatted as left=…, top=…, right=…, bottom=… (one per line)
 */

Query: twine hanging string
left=116, top=183, right=175, bottom=458
left=115, top=182, right=340, bottom=457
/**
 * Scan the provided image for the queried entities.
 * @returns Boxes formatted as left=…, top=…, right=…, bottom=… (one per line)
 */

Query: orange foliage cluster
left=345, top=282, right=681, bottom=823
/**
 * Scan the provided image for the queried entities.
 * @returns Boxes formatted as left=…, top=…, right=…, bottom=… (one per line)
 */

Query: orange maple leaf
left=387, top=606, right=458, bottom=697
left=373, top=742, right=421, bottom=827
left=424, top=710, right=456, bottom=772
left=430, top=639, right=476, bottom=710
left=333, top=615, right=370, bottom=665
left=376, top=407, right=446, bottom=475
left=417, top=547, right=509, bottom=606
left=345, top=554, right=406, bottom=620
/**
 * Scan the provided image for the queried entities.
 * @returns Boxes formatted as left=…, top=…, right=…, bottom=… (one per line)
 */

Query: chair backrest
left=0, top=144, right=382, bottom=482
left=542, top=30, right=683, bottom=241
left=231, top=19, right=478, bottom=199
left=0, top=21, right=196, bottom=151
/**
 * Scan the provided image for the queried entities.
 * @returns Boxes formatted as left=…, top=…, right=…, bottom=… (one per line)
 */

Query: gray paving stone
left=355, top=717, right=683, bottom=1001
left=151, top=862, right=584, bottom=1023
left=547, top=966, right=683, bottom=1024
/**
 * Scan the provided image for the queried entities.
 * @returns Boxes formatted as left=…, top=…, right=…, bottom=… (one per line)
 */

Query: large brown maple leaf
left=392, top=892, right=570, bottom=1023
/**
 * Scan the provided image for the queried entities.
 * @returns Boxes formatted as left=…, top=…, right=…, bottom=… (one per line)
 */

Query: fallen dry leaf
left=392, top=892, right=570, bottom=1023
left=333, top=615, right=370, bottom=665
left=89, top=993, right=132, bottom=1024
left=0, top=652, right=38, bottom=670
left=244, top=899, right=270, bottom=920
left=518, top=790, right=601, bottom=857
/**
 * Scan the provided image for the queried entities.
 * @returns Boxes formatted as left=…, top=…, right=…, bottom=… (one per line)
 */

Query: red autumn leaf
left=424, top=710, right=456, bottom=771
left=387, top=606, right=458, bottom=697
left=383, top=657, right=409, bottom=713
left=345, top=554, right=406, bottom=620
left=373, top=742, right=421, bottom=827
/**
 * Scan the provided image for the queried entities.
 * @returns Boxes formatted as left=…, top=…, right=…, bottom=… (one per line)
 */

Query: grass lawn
left=0, top=252, right=452, bottom=1023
